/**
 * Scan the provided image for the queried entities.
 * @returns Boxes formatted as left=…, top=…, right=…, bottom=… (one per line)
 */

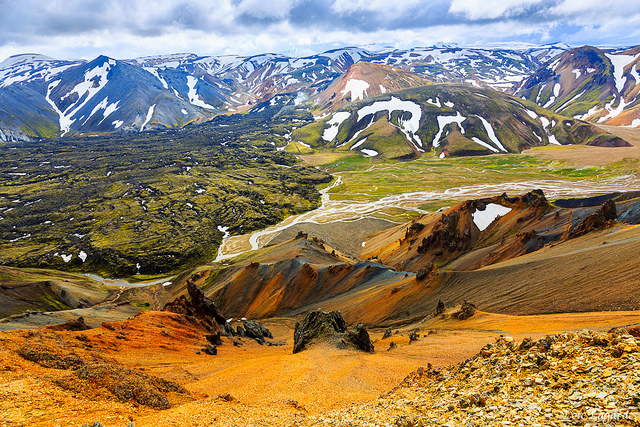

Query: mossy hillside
left=518, top=46, right=616, bottom=119
left=0, top=96, right=332, bottom=277
left=295, top=84, right=620, bottom=159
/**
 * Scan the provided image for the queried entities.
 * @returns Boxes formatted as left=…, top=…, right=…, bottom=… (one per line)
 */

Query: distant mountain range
left=0, top=43, right=638, bottom=142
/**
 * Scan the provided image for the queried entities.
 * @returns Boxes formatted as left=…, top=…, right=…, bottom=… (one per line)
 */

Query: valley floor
left=1, top=309, right=639, bottom=426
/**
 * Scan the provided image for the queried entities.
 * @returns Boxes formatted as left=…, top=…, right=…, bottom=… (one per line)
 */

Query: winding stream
left=82, top=273, right=174, bottom=288
left=214, top=173, right=640, bottom=261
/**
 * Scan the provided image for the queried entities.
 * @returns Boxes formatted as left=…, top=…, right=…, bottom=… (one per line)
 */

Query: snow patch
left=322, top=111, right=351, bottom=142
left=143, top=67, right=168, bottom=89
left=426, top=98, right=442, bottom=108
left=472, top=203, right=512, bottom=231
left=356, top=97, right=422, bottom=148
left=605, top=53, right=638, bottom=94
left=360, top=149, right=378, bottom=157
left=78, top=251, right=87, bottom=262
left=625, top=118, right=640, bottom=128
left=548, top=134, right=561, bottom=145
left=187, top=76, right=216, bottom=109
left=432, top=112, right=466, bottom=148
left=477, top=116, right=507, bottom=152
left=341, top=79, right=369, bottom=101
left=471, top=137, right=500, bottom=153
left=140, top=104, right=155, bottom=131
left=350, top=138, right=368, bottom=150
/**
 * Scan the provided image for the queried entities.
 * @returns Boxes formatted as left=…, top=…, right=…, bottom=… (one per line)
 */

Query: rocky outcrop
left=293, top=310, right=347, bottom=353
left=163, top=280, right=226, bottom=330
left=317, top=330, right=640, bottom=425
left=293, top=309, right=373, bottom=353
left=454, top=301, right=476, bottom=320
left=435, top=299, right=446, bottom=316
left=341, top=324, right=374, bottom=353
left=46, top=316, right=92, bottom=331
left=243, top=320, right=273, bottom=344
left=54, top=362, right=188, bottom=409
left=568, top=199, right=618, bottom=238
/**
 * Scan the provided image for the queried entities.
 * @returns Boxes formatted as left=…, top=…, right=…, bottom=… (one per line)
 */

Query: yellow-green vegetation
left=0, top=97, right=332, bottom=277
left=321, top=152, right=634, bottom=206
left=293, top=84, right=624, bottom=161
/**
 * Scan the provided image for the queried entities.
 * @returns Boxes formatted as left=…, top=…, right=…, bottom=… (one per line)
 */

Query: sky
left=0, top=0, right=639, bottom=62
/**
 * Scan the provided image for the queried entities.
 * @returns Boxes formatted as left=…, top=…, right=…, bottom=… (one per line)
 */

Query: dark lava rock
left=409, top=330, right=419, bottom=343
left=293, top=309, right=348, bottom=353
left=382, top=328, right=392, bottom=339
left=163, top=280, right=226, bottom=326
left=203, top=344, right=217, bottom=355
left=46, top=316, right=92, bottom=332
left=186, top=280, right=226, bottom=325
left=223, top=322, right=235, bottom=336
left=454, top=300, right=476, bottom=320
left=569, top=199, right=618, bottom=238
left=243, top=320, right=273, bottom=340
left=388, top=341, right=397, bottom=351
left=435, top=299, right=446, bottom=316
left=163, top=280, right=227, bottom=332
left=206, top=331, right=223, bottom=346
left=236, top=326, right=246, bottom=337
left=341, top=324, right=375, bottom=353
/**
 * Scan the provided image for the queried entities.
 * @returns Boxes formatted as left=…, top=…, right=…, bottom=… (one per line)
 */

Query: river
left=214, top=173, right=640, bottom=261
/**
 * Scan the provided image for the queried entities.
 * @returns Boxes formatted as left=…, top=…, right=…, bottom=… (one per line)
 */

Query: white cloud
left=236, top=0, right=300, bottom=19
left=331, top=0, right=424, bottom=15
left=0, top=0, right=638, bottom=62
left=449, top=0, right=545, bottom=20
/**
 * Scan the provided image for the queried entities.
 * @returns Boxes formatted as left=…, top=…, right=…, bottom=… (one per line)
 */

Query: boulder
left=454, top=301, right=476, bottom=320
left=293, top=309, right=347, bottom=353
left=243, top=320, right=273, bottom=340
left=205, top=332, right=223, bottom=346
left=382, top=328, right=392, bottom=340
left=202, top=345, right=217, bottom=355
left=341, top=324, right=375, bottom=353
left=293, top=309, right=374, bottom=353
left=435, top=299, right=445, bottom=316
left=46, top=316, right=92, bottom=332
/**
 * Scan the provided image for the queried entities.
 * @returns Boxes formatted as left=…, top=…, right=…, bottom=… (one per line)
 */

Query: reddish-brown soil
left=1, top=308, right=639, bottom=426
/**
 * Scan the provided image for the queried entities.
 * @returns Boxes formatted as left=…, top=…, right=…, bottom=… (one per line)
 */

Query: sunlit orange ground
left=1, top=308, right=639, bottom=426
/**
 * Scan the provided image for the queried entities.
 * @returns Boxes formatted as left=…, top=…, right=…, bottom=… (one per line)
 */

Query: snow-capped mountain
left=517, top=46, right=640, bottom=126
left=0, top=42, right=589, bottom=142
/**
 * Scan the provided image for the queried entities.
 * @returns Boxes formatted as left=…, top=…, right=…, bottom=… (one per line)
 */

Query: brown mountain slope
left=0, top=267, right=113, bottom=318
left=313, top=62, right=430, bottom=113
left=139, top=192, right=640, bottom=327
